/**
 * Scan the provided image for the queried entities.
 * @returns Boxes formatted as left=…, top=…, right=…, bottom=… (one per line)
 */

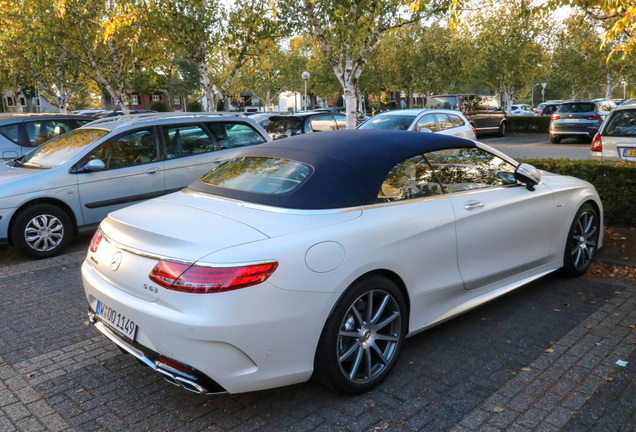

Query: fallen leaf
left=493, top=407, right=504, bottom=413
left=603, top=376, right=614, bottom=381
left=521, top=367, right=532, bottom=372
left=585, top=325, right=593, bottom=329
left=545, top=348, right=554, bottom=353
left=26, top=372, right=34, bottom=378
left=549, top=341, right=556, bottom=345
left=77, top=388, right=84, bottom=393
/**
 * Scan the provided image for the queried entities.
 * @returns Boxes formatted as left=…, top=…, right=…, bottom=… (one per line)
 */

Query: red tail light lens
left=89, top=229, right=103, bottom=253
left=550, top=114, right=560, bottom=120
left=149, top=260, right=279, bottom=293
left=584, top=114, right=600, bottom=120
left=591, top=133, right=603, bottom=152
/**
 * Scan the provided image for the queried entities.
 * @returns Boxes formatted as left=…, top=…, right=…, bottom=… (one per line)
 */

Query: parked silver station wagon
left=0, top=113, right=270, bottom=258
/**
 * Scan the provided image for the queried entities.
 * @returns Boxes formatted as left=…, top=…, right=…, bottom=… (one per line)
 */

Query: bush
left=520, top=158, right=636, bottom=225
left=150, top=101, right=168, bottom=112
left=507, top=116, right=550, bottom=133
left=187, top=100, right=203, bottom=112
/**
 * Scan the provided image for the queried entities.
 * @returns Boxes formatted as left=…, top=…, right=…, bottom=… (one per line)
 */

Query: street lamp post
left=622, top=80, right=627, bottom=100
left=302, top=71, right=310, bottom=111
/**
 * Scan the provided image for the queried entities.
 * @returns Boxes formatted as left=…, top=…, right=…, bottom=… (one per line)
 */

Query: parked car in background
left=248, top=112, right=288, bottom=128
left=264, top=111, right=346, bottom=140
left=510, top=104, right=535, bottom=116
left=590, top=104, right=636, bottom=161
left=535, top=100, right=563, bottom=115
left=0, top=113, right=270, bottom=258
left=538, top=102, right=561, bottom=117
left=426, top=94, right=507, bottom=137
left=0, top=113, right=94, bottom=160
left=82, top=130, right=602, bottom=396
left=315, top=107, right=369, bottom=125
left=357, top=108, right=476, bottom=139
left=549, top=100, right=616, bottom=144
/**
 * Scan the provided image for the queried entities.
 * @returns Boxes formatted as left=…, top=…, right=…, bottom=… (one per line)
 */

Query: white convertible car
left=82, top=130, right=602, bottom=395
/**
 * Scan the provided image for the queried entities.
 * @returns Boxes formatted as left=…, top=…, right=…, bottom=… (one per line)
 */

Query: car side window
left=310, top=115, right=338, bottom=132
left=605, top=110, right=636, bottom=136
left=223, top=123, right=268, bottom=147
left=449, top=115, right=465, bottom=127
left=424, top=147, right=517, bottom=193
left=25, top=120, right=72, bottom=147
left=334, top=114, right=347, bottom=130
left=415, top=114, right=437, bottom=132
left=0, top=124, right=20, bottom=144
left=377, top=155, right=444, bottom=202
left=163, top=124, right=216, bottom=158
left=436, top=114, right=454, bottom=131
left=88, top=128, right=157, bottom=170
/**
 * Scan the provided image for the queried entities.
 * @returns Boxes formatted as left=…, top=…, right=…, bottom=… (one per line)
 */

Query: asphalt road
left=481, top=133, right=591, bottom=160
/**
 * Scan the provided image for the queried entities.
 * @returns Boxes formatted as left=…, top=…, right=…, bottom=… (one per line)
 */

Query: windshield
left=201, top=157, right=312, bottom=194
left=357, top=115, right=417, bottom=130
left=19, top=128, right=108, bottom=169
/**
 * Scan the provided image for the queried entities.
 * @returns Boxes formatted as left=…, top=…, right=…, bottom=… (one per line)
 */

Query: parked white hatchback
left=590, top=104, right=636, bottom=161
left=357, top=108, right=476, bottom=140
left=83, top=130, right=602, bottom=395
left=0, top=113, right=270, bottom=258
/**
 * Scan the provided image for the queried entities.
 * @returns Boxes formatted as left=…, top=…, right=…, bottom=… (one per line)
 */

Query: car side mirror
left=417, top=127, right=433, bottom=133
left=514, top=163, right=541, bottom=191
left=83, top=159, right=106, bottom=172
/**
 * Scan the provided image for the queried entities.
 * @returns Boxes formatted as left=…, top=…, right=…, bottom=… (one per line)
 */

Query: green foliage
left=520, top=158, right=636, bottom=225
left=187, top=100, right=203, bottom=112
left=150, top=101, right=168, bottom=112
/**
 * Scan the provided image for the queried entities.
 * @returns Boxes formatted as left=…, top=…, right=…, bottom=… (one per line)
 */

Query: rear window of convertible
left=200, top=157, right=312, bottom=194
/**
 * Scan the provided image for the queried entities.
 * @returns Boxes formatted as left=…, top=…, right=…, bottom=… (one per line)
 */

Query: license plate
left=624, top=148, right=636, bottom=157
left=96, top=300, right=137, bottom=339
left=564, top=119, right=579, bottom=123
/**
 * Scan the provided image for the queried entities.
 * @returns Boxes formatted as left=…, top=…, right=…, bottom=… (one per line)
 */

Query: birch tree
left=277, top=0, right=452, bottom=128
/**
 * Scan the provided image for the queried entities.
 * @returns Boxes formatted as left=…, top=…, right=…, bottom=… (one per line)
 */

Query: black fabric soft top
left=188, top=129, right=475, bottom=209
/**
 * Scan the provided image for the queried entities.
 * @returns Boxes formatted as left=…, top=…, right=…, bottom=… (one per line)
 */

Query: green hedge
left=519, top=158, right=636, bottom=225
left=507, top=116, right=550, bottom=133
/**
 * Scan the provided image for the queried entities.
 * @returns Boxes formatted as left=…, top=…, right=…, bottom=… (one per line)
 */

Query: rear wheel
left=314, top=275, right=407, bottom=394
left=550, top=134, right=561, bottom=144
left=561, top=203, right=600, bottom=277
left=11, top=204, right=72, bottom=259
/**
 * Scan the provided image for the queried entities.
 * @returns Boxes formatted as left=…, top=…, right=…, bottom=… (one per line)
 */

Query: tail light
left=584, top=114, right=600, bottom=120
left=591, top=133, right=603, bottom=152
left=149, top=260, right=278, bottom=293
left=550, top=114, right=560, bottom=120
left=89, top=229, right=103, bottom=253
left=471, top=126, right=476, bottom=136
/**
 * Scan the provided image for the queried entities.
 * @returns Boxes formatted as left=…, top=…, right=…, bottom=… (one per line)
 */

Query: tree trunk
left=198, top=60, right=215, bottom=112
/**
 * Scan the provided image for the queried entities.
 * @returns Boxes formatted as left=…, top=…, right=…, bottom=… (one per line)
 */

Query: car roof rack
left=85, top=111, right=247, bottom=128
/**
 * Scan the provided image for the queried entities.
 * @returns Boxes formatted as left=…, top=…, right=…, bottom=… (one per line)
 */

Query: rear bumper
left=88, top=310, right=228, bottom=395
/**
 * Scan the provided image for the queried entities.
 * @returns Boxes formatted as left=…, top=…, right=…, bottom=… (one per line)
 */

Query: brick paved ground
left=0, top=249, right=634, bottom=431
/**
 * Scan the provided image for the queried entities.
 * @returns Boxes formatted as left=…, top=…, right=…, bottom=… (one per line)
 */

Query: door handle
left=146, top=168, right=159, bottom=174
left=464, top=200, right=484, bottom=210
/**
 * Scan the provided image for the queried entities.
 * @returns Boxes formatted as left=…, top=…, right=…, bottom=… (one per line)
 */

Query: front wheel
left=11, top=204, right=73, bottom=259
left=314, top=275, right=407, bottom=394
left=560, top=203, right=600, bottom=277
left=497, top=121, right=506, bottom=137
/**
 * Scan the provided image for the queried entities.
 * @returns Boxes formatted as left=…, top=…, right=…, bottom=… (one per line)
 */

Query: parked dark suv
left=426, top=94, right=507, bottom=137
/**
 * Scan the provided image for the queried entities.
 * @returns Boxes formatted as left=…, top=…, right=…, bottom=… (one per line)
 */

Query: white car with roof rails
left=0, top=113, right=270, bottom=259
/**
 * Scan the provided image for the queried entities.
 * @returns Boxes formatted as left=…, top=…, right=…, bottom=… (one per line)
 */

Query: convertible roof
left=188, top=130, right=475, bottom=209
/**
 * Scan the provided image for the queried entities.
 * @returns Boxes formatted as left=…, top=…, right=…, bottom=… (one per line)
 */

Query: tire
left=497, top=121, right=506, bottom=137
left=550, top=135, right=561, bottom=144
left=11, top=204, right=73, bottom=259
left=560, top=203, right=600, bottom=277
left=314, top=275, right=407, bottom=394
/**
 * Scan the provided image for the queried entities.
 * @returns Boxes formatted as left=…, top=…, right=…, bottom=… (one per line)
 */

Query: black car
left=0, top=113, right=94, bottom=160
left=425, top=94, right=507, bottom=137
left=265, top=111, right=346, bottom=140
